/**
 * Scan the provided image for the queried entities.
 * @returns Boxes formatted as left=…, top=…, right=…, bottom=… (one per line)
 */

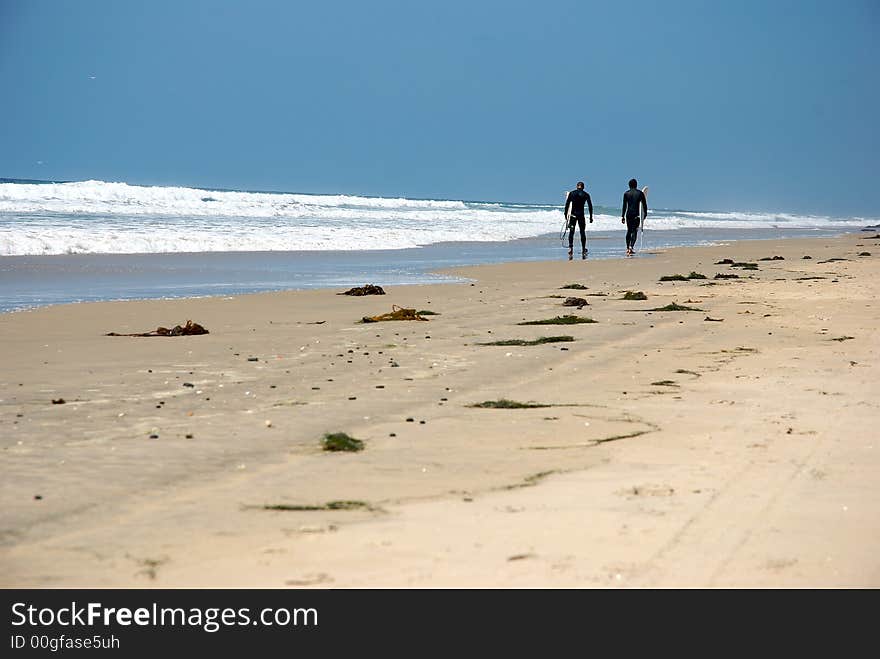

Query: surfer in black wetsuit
left=621, top=178, right=647, bottom=255
left=563, top=182, right=593, bottom=260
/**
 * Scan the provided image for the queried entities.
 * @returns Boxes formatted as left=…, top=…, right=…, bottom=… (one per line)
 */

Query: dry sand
left=1, top=233, right=878, bottom=587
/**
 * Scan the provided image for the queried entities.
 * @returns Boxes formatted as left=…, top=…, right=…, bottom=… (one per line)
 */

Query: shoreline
left=0, top=226, right=860, bottom=314
left=1, top=233, right=878, bottom=587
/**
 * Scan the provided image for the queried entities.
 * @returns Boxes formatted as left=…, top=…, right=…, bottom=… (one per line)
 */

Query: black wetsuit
left=622, top=187, right=647, bottom=250
left=564, top=189, right=593, bottom=251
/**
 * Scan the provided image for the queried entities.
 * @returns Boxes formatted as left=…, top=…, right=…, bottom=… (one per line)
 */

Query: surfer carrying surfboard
left=563, top=181, right=593, bottom=260
left=621, top=178, right=648, bottom=256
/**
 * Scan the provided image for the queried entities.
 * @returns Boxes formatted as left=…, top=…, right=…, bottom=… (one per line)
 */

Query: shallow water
left=0, top=226, right=860, bottom=313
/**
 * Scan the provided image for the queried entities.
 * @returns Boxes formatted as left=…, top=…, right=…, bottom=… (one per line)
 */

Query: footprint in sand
left=285, top=573, right=333, bottom=586
left=763, top=558, right=798, bottom=572
left=619, top=484, right=675, bottom=498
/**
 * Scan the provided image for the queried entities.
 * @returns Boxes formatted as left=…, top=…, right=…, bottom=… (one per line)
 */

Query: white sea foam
left=0, top=180, right=475, bottom=214
left=0, top=180, right=869, bottom=255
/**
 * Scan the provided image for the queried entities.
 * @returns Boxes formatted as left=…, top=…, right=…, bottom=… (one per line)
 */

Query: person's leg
left=578, top=217, right=587, bottom=257
left=567, top=222, right=575, bottom=259
left=626, top=219, right=640, bottom=252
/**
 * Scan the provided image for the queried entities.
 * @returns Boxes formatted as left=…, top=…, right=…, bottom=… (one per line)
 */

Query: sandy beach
left=1, top=233, right=878, bottom=587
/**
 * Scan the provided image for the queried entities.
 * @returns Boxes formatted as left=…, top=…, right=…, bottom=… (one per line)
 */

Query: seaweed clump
left=659, top=272, right=706, bottom=281
left=518, top=315, right=597, bottom=325
left=261, top=501, right=372, bottom=511
left=648, top=302, right=704, bottom=312
left=480, top=336, right=574, bottom=346
left=361, top=306, right=428, bottom=323
left=322, top=432, right=365, bottom=452
left=106, top=320, right=209, bottom=337
left=339, top=284, right=385, bottom=296
left=469, top=400, right=550, bottom=409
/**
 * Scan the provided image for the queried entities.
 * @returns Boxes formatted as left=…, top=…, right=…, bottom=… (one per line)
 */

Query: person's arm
left=587, top=193, right=593, bottom=222
left=621, top=193, right=627, bottom=224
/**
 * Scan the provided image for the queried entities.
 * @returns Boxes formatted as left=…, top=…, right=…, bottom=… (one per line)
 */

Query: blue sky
left=1, top=0, right=878, bottom=213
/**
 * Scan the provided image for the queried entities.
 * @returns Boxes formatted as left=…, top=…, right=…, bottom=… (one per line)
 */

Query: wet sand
left=1, top=233, right=878, bottom=587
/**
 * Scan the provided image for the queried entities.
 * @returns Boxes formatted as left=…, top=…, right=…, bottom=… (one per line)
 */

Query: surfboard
left=638, top=186, right=649, bottom=250
left=560, top=191, right=572, bottom=242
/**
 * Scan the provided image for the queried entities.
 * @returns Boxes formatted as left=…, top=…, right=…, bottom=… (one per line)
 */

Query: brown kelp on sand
left=361, top=306, right=428, bottom=323
left=106, top=320, right=209, bottom=337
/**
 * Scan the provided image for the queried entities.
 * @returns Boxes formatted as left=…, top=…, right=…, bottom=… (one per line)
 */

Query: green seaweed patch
left=651, top=380, right=679, bottom=386
left=622, top=291, right=647, bottom=300
left=416, top=310, right=440, bottom=316
left=714, top=273, right=740, bottom=279
left=795, top=276, right=826, bottom=281
left=479, top=336, right=575, bottom=346
left=260, top=500, right=373, bottom=512
left=715, top=258, right=735, bottom=265
left=647, top=303, right=705, bottom=312
left=830, top=336, right=855, bottom=342
left=518, top=315, right=597, bottom=325
left=660, top=272, right=706, bottom=281
left=559, top=283, right=588, bottom=290
left=704, top=316, right=724, bottom=322
left=858, top=252, right=871, bottom=256
left=731, top=262, right=759, bottom=270
left=321, top=432, right=365, bottom=452
left=325, top=501, right=371, bottom=510
left=470, top=399, right=551, bottom=409
left=585, top=292, right=608, bottom=296
left=675, top=369, right=701, bottom=377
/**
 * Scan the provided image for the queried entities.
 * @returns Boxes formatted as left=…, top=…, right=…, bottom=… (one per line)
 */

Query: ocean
left=0, top=178, right=873, bottom=313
